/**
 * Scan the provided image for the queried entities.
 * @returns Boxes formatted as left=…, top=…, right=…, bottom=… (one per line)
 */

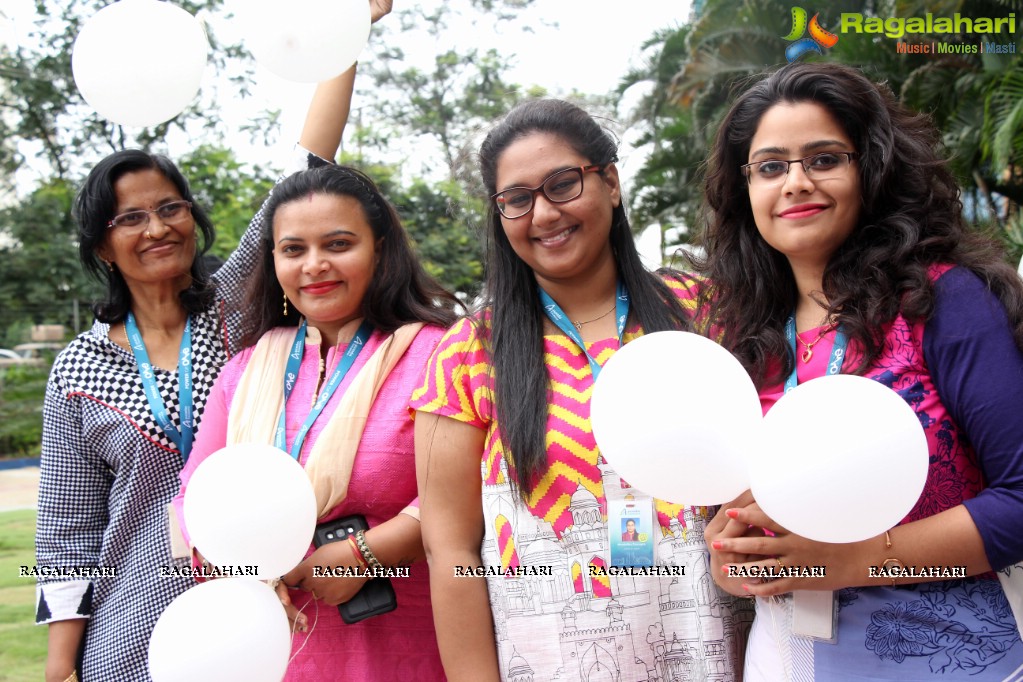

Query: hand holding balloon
left=370, top=0, right=394, bottom=23
left=750, top=375, right=928, bottom=544
left=275, top=580, right=310, bottom=634
left=705, top=490, right=766, bottom=596
left=282, top=540, right=370, bottom=607
left=239, top=0, right=372, bottom=82
left=712, top=501, right=882, bottom=596
left=183, top=444, right=318, bottom=581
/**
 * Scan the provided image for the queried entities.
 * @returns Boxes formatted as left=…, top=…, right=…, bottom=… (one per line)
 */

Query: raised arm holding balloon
left=412, top=98, right=748, bottom=681
left=698, top=62, right=1023, bottom=680
left=34, top=5, right=390, bottom=680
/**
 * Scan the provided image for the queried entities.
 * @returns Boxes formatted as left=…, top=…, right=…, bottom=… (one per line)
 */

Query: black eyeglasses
left=107, top=200, right=193, bottom=229
left=741, top=152, right=858, bottom=186
left=492, top=165, right=606, bottom=219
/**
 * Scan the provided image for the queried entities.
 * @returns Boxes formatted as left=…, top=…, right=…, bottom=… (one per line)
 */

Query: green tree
left=617, top=27, right=704, bottom=263
left=176, top=144, right=276, bottom=260
left=346, top=156, right=485, bottom=299
left=0, top=179, right=100, bottom=343
left=0, top=0, right=250, bottom=183
left=368, top=4, right=525, bottom=182
left=627, top=0, right=1022, bottom=262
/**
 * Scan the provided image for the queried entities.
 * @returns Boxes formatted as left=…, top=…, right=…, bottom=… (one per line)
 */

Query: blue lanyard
left=783, top=315, right=848, bottom=394
left=124, top=313, right=194, bottom=462
left=539, top=281, right=629, bottom=381
left=274, top=319, right=374, bottom=460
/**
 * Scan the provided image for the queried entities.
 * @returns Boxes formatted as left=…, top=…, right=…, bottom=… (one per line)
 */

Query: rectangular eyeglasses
left=492, top=165, right=606, bottom=219
left=741, top=152, right=857, bottom=186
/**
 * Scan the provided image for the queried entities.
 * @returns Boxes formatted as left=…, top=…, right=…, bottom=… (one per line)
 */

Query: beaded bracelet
left=347, top=535, right=368, bottom=570
left=354, top=530, right=385, bottom=573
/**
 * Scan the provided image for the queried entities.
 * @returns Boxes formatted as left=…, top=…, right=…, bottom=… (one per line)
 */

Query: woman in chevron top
left=412, top=98, right=750, bottom=681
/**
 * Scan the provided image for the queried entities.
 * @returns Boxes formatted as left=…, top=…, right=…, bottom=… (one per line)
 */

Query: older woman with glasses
left=412, top=98, right=749, bottom=681
left=699, top=62, right=1023, bottom=680
left=33, top=6, right=392, bottom=681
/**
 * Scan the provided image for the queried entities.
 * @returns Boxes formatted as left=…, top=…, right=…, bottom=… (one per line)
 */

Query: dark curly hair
left=695, top=62, right=1023, bottom=387
left=478, top=98, right=694, bottom=502
left=239, top=164, right=460, bottom=348
left=75, top=150, right=216, bottom=322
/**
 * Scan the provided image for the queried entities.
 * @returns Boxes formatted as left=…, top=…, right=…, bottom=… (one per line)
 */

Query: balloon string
left=288, top=596, right=320, bottom=665
left=766, top=594, right=794, bottom=682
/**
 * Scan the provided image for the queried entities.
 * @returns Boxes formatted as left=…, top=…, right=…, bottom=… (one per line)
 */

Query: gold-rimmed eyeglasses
left=107, top=200, right=193, bottom=229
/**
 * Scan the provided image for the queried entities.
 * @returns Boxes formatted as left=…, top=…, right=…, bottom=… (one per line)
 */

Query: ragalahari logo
left=783, top=7, right=839, bottom=62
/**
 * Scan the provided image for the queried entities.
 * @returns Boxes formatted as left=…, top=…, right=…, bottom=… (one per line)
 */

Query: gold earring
left=102, top=258, right=113, bottom=272
left=282, top=293, right=289, bottom=316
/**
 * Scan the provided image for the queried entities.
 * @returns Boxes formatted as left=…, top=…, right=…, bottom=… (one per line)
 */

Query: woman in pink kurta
left=176, top=164, right=458, bottom=680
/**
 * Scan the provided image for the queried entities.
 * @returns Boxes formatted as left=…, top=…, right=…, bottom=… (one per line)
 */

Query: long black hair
left=75, top=150, right=216, bottom=322
left=240, top=164, right=460, bottom=348
left=696, top=61, right=1023, bottom=387
left=478, top=98, right=694, bottom=502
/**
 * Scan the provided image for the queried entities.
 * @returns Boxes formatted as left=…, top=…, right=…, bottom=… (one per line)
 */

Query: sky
left=2, top=0, right=693, bottom=261
left=212, top=0, right=693, bottom=171
left=2, top=0, right=692, bottom=172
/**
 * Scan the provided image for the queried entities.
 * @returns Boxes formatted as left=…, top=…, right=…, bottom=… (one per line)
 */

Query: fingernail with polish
left=711, top=540, right=723, bottom=550
left=725, top=509, right=739, bottom=519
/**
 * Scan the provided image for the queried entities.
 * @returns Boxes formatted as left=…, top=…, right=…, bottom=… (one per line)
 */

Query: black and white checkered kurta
left=33, top=149, right=324, bottom=681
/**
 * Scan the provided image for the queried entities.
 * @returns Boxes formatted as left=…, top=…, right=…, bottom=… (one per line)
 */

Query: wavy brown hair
left=694, top=62, right=1023, bottom=387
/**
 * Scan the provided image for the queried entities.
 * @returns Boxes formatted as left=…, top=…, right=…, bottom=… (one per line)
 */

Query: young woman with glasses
left=412, top=98, right=749, bottom=681
left=34, top=4, right=392, bottom=680
left=699, top=62, right=1023, bottom=680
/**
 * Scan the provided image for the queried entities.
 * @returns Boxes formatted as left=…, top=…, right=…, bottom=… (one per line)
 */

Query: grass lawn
left=0, top=509, right=46, bottom=682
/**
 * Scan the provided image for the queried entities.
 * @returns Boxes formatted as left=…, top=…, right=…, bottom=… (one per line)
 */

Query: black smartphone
left=312, top=514, right=398, bottom=624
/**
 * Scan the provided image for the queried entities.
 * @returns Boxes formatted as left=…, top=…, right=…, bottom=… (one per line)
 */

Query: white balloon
left=184, top=443, right=317, bottom=580
left=148, top=578, right=290, bottom=682
left=591, top=331, right=761, bottom=505
left=751, top=374, right=929, bottom=543
left=71, top=0, right=208, bottom=127
left=239, top=0, right=371, bottom=83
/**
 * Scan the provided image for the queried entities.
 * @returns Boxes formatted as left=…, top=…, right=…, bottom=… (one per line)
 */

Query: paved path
left=0, top=464, right=39, bottom=511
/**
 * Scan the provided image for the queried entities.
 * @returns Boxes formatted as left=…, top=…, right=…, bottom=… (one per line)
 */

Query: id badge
left=792, top=589, right=838, bottom=643
left=607, top=494, right=655, bottom=567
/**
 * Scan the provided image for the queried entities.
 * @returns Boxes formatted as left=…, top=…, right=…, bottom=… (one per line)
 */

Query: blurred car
left=13, top=342, right=65, bottom=359
left=0, top=342, right=63, bottom=368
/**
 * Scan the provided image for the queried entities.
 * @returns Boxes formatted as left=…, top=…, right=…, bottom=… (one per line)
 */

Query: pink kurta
left=178, top=325, right=446, bottom=681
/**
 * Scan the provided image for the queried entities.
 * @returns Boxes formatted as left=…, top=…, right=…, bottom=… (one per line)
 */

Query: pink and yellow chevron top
left=411, top=275, right=702, bottom=538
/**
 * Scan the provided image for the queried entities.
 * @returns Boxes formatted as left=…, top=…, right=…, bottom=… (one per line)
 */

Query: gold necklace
left=796, top=325, right=834, bottom=363
left=572, top=304, right=616, bottom=331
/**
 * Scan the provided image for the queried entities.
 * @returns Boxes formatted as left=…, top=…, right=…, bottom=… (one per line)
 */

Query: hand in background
left=371, top=0, right=393, bottom=23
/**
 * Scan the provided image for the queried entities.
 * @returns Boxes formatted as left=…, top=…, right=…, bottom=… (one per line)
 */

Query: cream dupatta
left=226, top=322, right=424, bottom=518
